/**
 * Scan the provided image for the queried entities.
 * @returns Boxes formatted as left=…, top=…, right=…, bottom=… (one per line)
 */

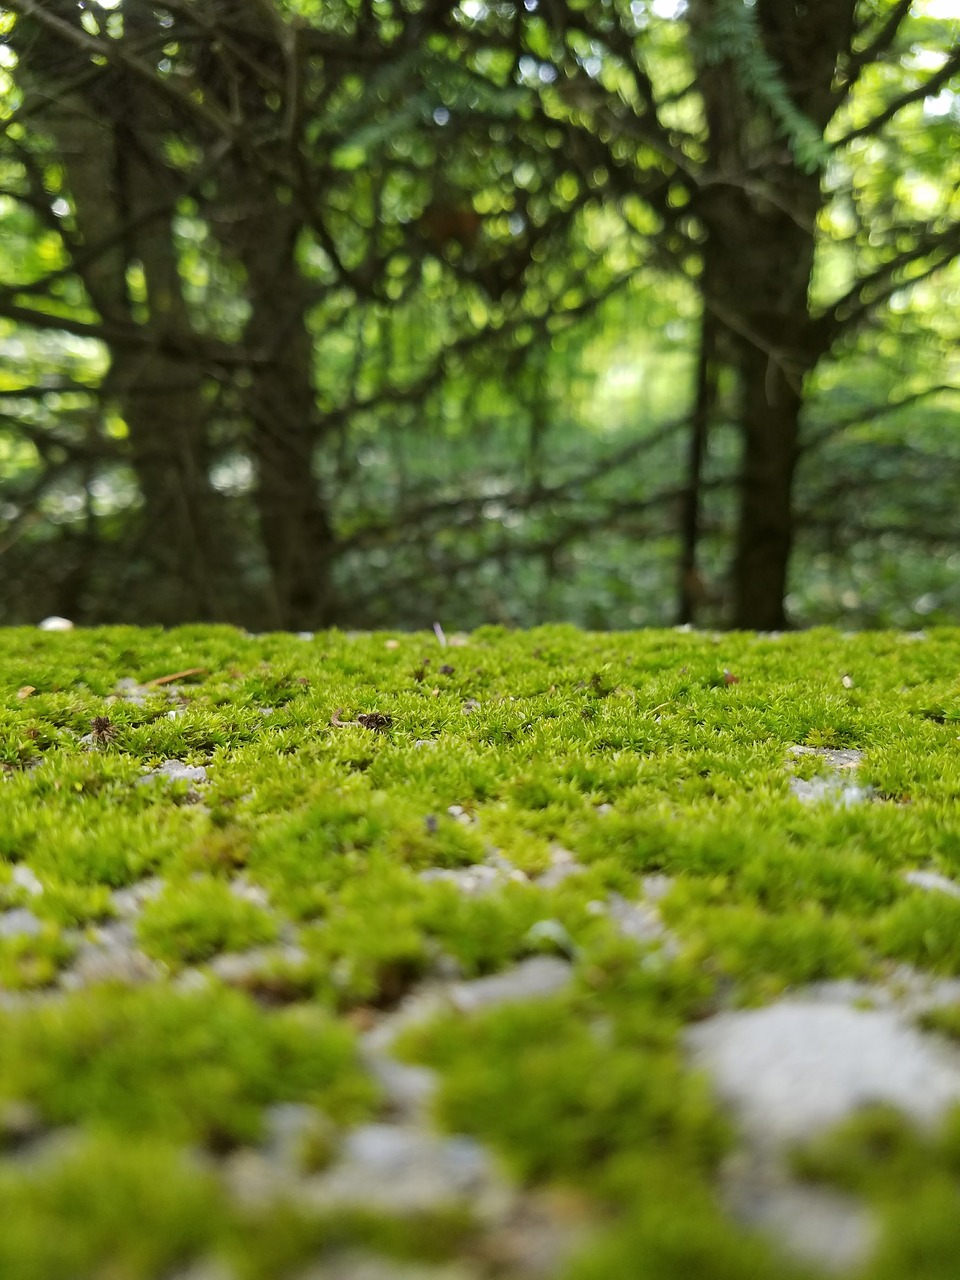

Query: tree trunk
left=677, top=285, right=718, bottom=625
left=229, top=201, right=338, bottom=630
left=23, top=68, right=230, bottom=622
left=689, top=0, right=856, bottom=628
left=729, top=338, right=804, bottom=629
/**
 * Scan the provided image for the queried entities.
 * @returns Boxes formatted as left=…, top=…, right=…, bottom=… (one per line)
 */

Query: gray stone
left=262, top=1103, right=337, bottom=1174
left=686, top=1000, right=960, bottom=1145
left=0, top=908, right=43, bottom=939
left=606, top=894, right=672, bottom=949
left=524, top=919, right=576, bottom=958
left=11, top=865, right=43, bottom=897
left=449, top=956, right=573, bottom=1013
left=228, top=878, right=270, bottom=908
left=787, top=745, right=863, bottom=769
left=306, top=1124, right=510, bottom=1218
left=61, top=920, right=161, bottom=989
left=903, top=869, right=960, bottom=899
left=111, top=877, right=166, bottom=918
left=788, top=775, right=872, bottom=806
left=420, top=864, right=512, bottom=894
left=137, top=759, right=208, bottom=785
left=641, top=874, right=674, bottom=903
left=361, top=1050, right=437, bottom=1122
left=719, top=1149, right=877, bottom=1273
left=210, top=944, right=307, bottom=987
left=536, top=846, right=584, bottom=889
left=786, top=745, right=870, bottom=807
left=294, top=1252, right=477, bottom=1280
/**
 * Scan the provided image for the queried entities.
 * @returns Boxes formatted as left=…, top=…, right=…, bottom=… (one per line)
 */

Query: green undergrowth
left=1, top=623, right=960, bottom=1277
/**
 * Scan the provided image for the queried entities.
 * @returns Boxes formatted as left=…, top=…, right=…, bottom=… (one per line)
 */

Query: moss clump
left=0, top=1136, right=226, bottom=1280
left=0, top=985, right=375, bottom=1147
left=137, top=876, right=279, bottom=967
left=3, top=624, right=960, bottom=1276
left=790, top=1104, right=960, bottom=1280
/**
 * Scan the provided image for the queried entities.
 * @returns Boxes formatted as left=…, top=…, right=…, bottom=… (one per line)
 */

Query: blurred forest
left=0, top=0, right=958, bottom=632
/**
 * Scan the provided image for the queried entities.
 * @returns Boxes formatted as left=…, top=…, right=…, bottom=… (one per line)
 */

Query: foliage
left=0, top=2, right=957, bottom=629
left=2, top=625, right=960, bottom=1272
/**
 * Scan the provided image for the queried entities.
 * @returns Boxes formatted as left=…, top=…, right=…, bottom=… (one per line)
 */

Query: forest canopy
left=0, top=0, right=958, bottom=631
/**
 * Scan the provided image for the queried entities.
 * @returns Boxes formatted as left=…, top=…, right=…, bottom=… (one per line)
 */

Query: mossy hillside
left=1, top=623, right=960, bottom=1278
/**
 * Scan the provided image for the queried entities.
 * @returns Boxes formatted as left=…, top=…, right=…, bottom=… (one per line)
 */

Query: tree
left=1, top=1, right=957, bottom=631
left=467, top=0, right=960, bottom=627
left=1, top=0, right=625, bottom=626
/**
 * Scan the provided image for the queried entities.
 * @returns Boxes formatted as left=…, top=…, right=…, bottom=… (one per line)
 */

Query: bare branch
left=834, top=44, right=960, bottom=146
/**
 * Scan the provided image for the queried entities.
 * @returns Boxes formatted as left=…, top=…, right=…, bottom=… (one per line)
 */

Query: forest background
left=0, top=0, right=957, bottom=635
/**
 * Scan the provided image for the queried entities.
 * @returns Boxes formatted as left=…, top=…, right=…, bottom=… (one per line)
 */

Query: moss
left=399, top=983, right=730, bottom=1196
left=3, top=624, right=960, bottom=1276
left=137, top=876, right=279, bottom=967
left=0, top=928, right=74, bottom=990
left=789, top=1104, right=960, bottom=1280
left=0, top=1135, right=226, bottom=1280
left=0, top=985, right=375, bottom=1146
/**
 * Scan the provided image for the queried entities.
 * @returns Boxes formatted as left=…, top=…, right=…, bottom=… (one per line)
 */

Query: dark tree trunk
left=689, top=0, right=857, bottom=629
left=23, top=63, right=232, bottom=622
left=229, top=201, right=338, bottom=630
left=729, top=338, right=804, bottom=629
left=677, top=285, right=718, bottom=625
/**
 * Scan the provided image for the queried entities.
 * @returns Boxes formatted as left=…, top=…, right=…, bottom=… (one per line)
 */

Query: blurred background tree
left=0, top=0, right=957, bottom=631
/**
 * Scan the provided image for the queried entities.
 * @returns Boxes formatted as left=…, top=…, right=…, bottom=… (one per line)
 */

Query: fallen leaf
left=16, top=686, right=35, bottom=699
left=357, top=712, right=392, bottom=733
left=723, top=669, right=740, bottom=685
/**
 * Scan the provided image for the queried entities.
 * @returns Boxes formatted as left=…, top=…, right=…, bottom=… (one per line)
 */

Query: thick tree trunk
left=730, top=339, right=804, bottom=629
left=230, top=203, right=338, bottom=630
left=29, top=78, right=230, bottom=621
left=677, top=288, right=718, bottom=625
left=688, top=0, right=856, bottom=629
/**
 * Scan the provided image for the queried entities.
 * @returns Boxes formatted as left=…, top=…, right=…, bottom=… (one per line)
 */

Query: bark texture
left=690, top=0, right=858, bottom=628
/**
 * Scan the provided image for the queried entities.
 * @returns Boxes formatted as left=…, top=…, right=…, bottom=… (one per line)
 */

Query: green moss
left=0, top=928, right=74, bottom=990
left=873, top=891, right=960, bottom=973
left=789, top=1104, right=960, bottom=1280
left=137, top=875, right=279, bottom=967
left=399, top=985, right=730, bottom=1196
left=0, top=1135, right=226, bottom=1280
left=0, top=985, right=374, bottom=1146
left=3, top=624, right=960, bottom=1276
left=918, top=1002, right=960, bottom=1040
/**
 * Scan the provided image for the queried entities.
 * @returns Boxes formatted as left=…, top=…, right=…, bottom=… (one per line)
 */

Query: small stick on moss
left=145, top=668, right=207, bottom=687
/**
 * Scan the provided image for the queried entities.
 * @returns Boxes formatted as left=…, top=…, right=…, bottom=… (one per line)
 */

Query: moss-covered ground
left=2, top=623, right=960, bottom=1278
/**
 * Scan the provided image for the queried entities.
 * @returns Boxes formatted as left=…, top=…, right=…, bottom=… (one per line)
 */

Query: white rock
left=903, top=870, right=960, bottom=900
left=0, top=908, right=43, bottom=939
left=137, top=760, right=207, bottom=785
left=449, top=956, right=572, bottom=1013
left=687, top=1000, right=960, bottom=1145
left=307, top=1124, right=509, bottom=1218
left=788, top=776, right=872, bottom=807
left=719, top=1149, right=877, bottom=1273
left=37, top=616, right=73, bottom=631
left=294, top=1252, right=475, bottom=1280
left=11, top=865, right=43, bottom=896
left=787, top=745, right=863, bottom=771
